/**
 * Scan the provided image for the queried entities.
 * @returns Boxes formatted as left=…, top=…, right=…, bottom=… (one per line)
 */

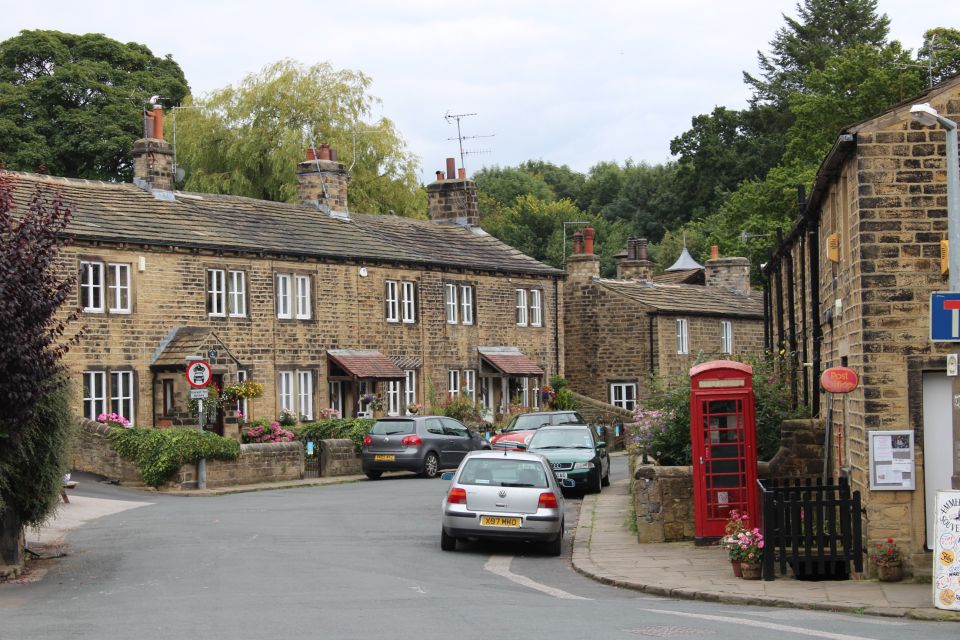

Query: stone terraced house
left=563, top=235, right=765, bottom=412
left=6, top=110, right=563, bottom=439
left=764, top=74, right=960, bottom=576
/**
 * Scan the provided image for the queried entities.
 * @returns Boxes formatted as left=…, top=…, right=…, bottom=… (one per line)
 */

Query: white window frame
left=236, top=370, right=249, bottom=417
left=463, top=369, right=476, bottom=401
left=329, top=380, right=342, bottom=416
left=387, top=380, right=401, bottom=416
left=80, top=261, right=105, bottom=313
left=460, top=285, right=474, bottom=325
left=721, top=320, right=733, bottom=354
left=228, top=270, right=246, bottom=317
left=445, top=283, right=458, bottom=324
left=82, top=371, right=106, bottom=420
left=516, top=289, right=528, bottom=326
left=529, top=289, right=542, bottom=327
left=207, top=268, right=226, bottom=317
left=404, top=370, right=417, bottom=410
left=448, top=369, right=460, bottom=398
left=610, top=382, right=637, bottom=411
left=533, top=378, right=541, bottom=409
left=676, top=318, right=689, bottom=354
left=276, top=274, right=292, bottom=319
left=278, top=370, right=294, bottom=414
left=401, top=281, right=416, bottom=323
left=110, top=370, right=135, bottom=425
left=295, top=275, right=311, bottom=320
left=297, top=370, right=313, bottom=421
left=357, top=380, right=372, bottom=418
left=520, top=376, right=530, bottom=407
left=385, top=280, right=399, bottom=323
left=107, top=263, right=131, bottom=314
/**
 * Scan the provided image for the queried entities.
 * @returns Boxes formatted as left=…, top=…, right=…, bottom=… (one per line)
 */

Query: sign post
left=185, top=359, right=213, bottom=490
left=820, top=367, right=859, bottom=482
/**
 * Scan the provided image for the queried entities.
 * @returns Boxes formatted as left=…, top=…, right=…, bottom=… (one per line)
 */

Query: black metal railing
left=758, top=477, right=863, bottom=581
left=302, top=437, right=321, bottom=479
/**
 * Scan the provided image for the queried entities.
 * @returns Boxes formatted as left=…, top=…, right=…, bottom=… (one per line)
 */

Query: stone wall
left=169, top=441, right=304, bottom=489
left=321, top=439, right=362, bottom=477
left=72, top=418, right=144, bottom=484
left=633, top=419, right=825, bottom=543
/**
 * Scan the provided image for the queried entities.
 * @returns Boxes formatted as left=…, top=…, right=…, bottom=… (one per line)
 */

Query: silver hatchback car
left=440, top=450, right=565, bottom=555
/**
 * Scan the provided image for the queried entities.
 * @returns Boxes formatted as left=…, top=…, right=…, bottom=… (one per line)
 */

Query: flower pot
left=876, top=560, right=902, bottom=582
left=731, top=560, right=742, bottom=578
left=740, top=562, right=762, bottom=580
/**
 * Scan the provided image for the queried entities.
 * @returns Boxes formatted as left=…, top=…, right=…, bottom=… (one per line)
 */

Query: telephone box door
left=689, top=361, right=758, bottom=541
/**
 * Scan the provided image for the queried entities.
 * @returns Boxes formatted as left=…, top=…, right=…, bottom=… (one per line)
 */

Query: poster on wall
left=934, top=490, right=960, bottom=610
left=867, top=430, right=915, bottom=490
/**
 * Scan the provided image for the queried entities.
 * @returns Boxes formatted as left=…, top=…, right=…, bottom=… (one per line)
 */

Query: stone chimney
left=616, top=238, right=654, bottom=281
left=426, top=157, right=479, bottom=226
left=566, top=225, right=600, bottom=281
left=705, top=246, right=752, bottom=294
left=296, top=145, right=349, bottom=212
left=132, top=105, right=175, bottom=191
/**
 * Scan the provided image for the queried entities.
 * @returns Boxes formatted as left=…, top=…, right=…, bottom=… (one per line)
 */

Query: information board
left=867, top=430, right=915, bottom=491
left=934, top=490, right=960, bottom=610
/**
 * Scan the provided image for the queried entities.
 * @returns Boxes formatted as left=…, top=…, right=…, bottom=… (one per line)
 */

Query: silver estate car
left=362, top=416, right=490, bottom=479
left=440, top=450, right=565, bottom=555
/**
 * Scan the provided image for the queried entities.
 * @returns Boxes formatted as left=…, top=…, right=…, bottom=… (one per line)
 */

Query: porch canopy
left=478, top=346, right=544, bottom=376
left=327, top=349, right=405, bottom=379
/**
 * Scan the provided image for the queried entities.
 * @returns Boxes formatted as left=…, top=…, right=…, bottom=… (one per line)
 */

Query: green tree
left=597, top=161, right=688, bottom=243
left=473, top=165, right=555, bottom=209
left=919, top=28, right=960, bottom=86
left=0, top=30, right=189, bottom=180
left=0, top=173, right=80, bottom=573
left=174, top=60, right=423, bottom=216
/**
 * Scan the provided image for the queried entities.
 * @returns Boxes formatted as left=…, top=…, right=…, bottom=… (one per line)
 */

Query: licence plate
left=374, top=454, right=395, bottom=461
left=480, top=515, right=521, bottom=528
left=554, top=472, right=568, bottom=479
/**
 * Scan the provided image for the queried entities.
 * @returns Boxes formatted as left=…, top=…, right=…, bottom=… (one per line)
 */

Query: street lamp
left=911, top=102, right=959, bottom=291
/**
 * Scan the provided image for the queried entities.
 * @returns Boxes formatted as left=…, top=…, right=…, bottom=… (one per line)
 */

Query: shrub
left=278, top=409, right=297, bottom=427
left=110, top=427, right=240, bottom=487
left=297, top=418, right=374, bottom=452
left=439, top=396, right=484, bottom=426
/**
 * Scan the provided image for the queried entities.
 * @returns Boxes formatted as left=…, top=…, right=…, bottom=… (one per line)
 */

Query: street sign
left=190, top=388, right=209, bottom=399
left=931, top=292, right=960, bottom=341
left=820, top=367, right=859, bottom=393
left=186, top=360, right=213, bottom=388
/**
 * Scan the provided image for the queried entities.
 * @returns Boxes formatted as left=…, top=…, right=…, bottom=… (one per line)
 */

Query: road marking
left=484, top=555, right=591, bottom=601
left=641, top=609, right=880, bottom=640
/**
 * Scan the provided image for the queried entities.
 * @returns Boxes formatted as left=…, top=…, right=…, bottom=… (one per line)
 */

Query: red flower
left=886, top=538, right=893, bottom=543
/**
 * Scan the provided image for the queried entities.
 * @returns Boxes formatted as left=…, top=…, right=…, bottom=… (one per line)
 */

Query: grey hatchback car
left=440, top=450, right=565, bottom=555
left=362, top=416, right=490, bottom=479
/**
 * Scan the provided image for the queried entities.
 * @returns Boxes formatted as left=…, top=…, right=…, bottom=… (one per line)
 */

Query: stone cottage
left=764, top=74, right=960, bottom=575
left=6, top=107, right=563, bottom=439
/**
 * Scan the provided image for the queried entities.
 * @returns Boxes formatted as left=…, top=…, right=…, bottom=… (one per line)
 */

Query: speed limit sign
left=186, top=360, right=213, bottom=388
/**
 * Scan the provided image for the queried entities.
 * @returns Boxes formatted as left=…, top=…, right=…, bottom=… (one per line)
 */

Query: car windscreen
left=551, top=412, right=585, bottom=425
left=528, top=429, right=594, bottom=449
left=370, top=420, right=416, bottom=436
left=457, top=458, right=549, bottom=488
left=506, top=415, right=550, bottom=431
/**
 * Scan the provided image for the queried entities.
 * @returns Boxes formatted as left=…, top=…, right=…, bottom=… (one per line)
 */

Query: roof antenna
left=444, top=111, right=494, bottom=174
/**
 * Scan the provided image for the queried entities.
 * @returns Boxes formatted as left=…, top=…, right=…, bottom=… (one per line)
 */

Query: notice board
left=868, top=430, right=915, bottom=491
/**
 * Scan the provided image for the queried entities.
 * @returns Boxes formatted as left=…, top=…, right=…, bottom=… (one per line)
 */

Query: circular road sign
left=186, top=360, right=213, bottom=388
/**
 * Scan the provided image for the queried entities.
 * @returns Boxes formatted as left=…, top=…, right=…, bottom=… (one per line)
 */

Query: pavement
left=25, top=470, right=960, bottom=622
left=571, top=477, right=960, bottom=623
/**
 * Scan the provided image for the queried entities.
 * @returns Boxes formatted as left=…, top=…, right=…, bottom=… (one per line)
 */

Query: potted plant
left=722, top=509, right=750, bottom=577
left=872, top=538, right=902, bottom=582
left=731, top=526, right=765, bottom=579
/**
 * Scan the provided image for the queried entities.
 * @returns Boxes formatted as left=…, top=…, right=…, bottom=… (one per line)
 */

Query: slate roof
left=596, top=279, right=762, bottom=318
left=5, top=171, right=562, bottom=277
left=651, top=269, right=704, bottom=285
left=150, top=326, right=240, bottom=368
left=327, top=349, right=405, bottom=379
left=478, top=347, right=545, bottom=376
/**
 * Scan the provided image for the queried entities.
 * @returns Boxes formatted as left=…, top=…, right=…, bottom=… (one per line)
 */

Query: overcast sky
left=4, top=1, right=958, bottom=183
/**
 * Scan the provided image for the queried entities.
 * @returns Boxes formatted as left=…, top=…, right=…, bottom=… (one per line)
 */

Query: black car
left=526, top=425, right=610, bottom=493
left=362, top=416, right=490, bottom=479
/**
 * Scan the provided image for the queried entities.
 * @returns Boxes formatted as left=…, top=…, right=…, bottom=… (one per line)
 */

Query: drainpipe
left=799, top=232, right=809, bottom=409
left=785, top=241, right=798, bottom=405
left=806, top=200, right=822, bottom=418
left=151, top=369, right=157, bottom=427
left=554, top=277, right=560, bottom=377
left=649, top=315, right=656, bottom=375
left=763, top=269, right=771, bottom=352
left=775, top=229, right=785, bottom=357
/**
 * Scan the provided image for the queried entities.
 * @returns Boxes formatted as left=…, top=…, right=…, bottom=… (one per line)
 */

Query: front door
left=924, top=372, right=953, bottom=549
left=694, top=396, right=749, bottom=537
left=209, top=374, right=225, bottom=436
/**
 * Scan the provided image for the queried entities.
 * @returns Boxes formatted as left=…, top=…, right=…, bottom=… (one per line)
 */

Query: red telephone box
left=689, top=360, right=759, bottom=542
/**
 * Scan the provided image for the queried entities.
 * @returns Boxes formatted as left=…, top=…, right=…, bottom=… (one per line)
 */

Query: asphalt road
left=1, top=457, right=956, bottom=640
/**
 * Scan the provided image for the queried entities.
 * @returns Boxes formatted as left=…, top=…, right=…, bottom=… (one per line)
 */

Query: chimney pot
left=457, top=167, right=466, bottom=179
left=572, top=230, right=584, bottom=255
left=151, top=106, right=164, bottom=141
left=638, top=238, right=648, bottom=261
left=306, top=147, right=317, bottom=161
left=446, top=158, right=456, bottom=180
left=583, top=226, right=596, bottom=255
left=710, top=245, right=720, bottom=260
left=626, top=238, right=637, bottom=260
left=330, top=149, right=338, bottom=162
left=435, top=170, right=444, bottom=181
left=143, top=112, right=154, bottom=139
left=319, top=144, right=331, bottom=161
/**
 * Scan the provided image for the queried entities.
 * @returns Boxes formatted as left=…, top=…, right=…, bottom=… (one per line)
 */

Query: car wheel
left=420, top=452, right=440, bottom=478
left=365, top=470, right=382, bottom=480
left=590, top=468, right=602, bottom=494
left=441, top=528, right=457, bottom=551
left=601, top=467, right=610, bottom=487
left=545, top=521, right=563, bottom=556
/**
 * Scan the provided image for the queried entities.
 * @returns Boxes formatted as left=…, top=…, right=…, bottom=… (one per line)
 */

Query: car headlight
left=573, top=462, right=595, bottom=469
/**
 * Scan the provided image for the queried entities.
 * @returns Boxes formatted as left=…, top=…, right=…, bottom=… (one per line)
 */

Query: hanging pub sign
left=820, top=367, right=859, bottom=394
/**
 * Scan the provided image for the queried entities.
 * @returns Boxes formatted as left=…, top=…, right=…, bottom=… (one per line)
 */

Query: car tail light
left=401, top=434, right=422, bottom=446
left=447, top=487, right=467, bottom=504
left=363, top=435, right=372, bottom=446
left=538, top=492, right=559, bottom=509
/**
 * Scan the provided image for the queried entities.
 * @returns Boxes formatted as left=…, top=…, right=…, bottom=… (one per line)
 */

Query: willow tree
left=173, top=60, right=425, bottom=216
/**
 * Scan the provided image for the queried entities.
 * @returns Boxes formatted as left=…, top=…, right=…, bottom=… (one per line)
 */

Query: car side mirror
left=440, top=472, right=455, bottom=481
left=514, top=442, right=527, bottom=450
left=597, top=441, right=607, bottom=449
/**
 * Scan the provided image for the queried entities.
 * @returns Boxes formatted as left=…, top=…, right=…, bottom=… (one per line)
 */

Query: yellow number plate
left=480, top=516, right=521, bottom=528
left=374, top=454, right=395, bottom=461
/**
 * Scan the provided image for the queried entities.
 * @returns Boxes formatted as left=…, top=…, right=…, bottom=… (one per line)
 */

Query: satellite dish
left=175, top=167, right=186, bottom=182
